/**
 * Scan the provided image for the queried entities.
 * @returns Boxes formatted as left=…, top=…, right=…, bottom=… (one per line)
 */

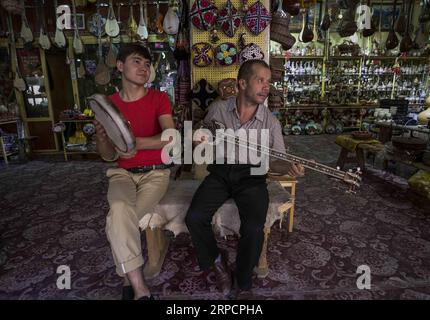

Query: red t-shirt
left=109, top=89, right=172, bottom=169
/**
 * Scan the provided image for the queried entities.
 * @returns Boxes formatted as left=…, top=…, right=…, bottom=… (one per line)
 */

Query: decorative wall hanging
left=239, top=43, right=264, bottom=64
left=217, top=0, right=242, bottom=37
left=190, top=0, right=218, bottom=31
left=215, top=42, right=237, bottom=66
left=244, top=1, right=271, bottom=35
left=218, top=78, right=238, bottom=99
left=192, top=42, right=214, bottom=67
left=210, top=28, right=221, bottom=43
left=190, top=79, right=219, bottom=111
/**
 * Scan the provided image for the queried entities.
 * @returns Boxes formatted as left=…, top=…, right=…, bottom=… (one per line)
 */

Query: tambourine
left=87, top=94, right=136, bottom=154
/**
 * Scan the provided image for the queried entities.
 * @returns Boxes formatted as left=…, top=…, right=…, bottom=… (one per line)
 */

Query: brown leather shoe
left=213, top=253, right=232, bottom=296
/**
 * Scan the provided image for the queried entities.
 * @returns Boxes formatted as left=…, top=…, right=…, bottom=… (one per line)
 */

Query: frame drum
left=87, top=94, right=136, bottom=154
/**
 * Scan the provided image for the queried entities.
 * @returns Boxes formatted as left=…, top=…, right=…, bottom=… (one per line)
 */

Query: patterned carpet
left=0, top=135, right=429, bottom=300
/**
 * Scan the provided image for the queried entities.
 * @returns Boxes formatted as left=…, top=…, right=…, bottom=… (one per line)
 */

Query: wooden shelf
left=280, top=103, right=377, bottom=110
left=64, top=151, right=98, bottom=154
left=329, top=56, right=363, bottom=60
left=271, top=55, right=324, bottom=60
left=0, top=118, right=20, bottom=125
left=60, top=119, right=95, bottom=123
left=327, top=55, right=429, bottom=61
left=0, top=150, right=18, bottom=158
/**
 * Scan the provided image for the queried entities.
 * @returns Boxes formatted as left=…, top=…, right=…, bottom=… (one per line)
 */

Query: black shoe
left=228, top=274, right=253, bottom=300
left=213, top=252, right=232, bottom=296
left=121, top=286, right=134, bottom=300
left=137, top=294, right=155, bottom=300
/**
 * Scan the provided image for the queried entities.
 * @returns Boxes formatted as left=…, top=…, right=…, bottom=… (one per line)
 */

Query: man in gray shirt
left=185, top=59, right=304, bottom=299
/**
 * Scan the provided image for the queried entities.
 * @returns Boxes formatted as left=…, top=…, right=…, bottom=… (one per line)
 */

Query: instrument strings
left=216, top=131, right=352, bottom=181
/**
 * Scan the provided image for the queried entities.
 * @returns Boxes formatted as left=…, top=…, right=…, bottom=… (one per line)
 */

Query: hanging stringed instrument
left=203, top=120, right=362, bottom=192
left=20, top=1, right=33, bottom=44
left=72, top=0, right=84, bottom=54
left=105, top=0, right=120, bottom=37
left=385, top=0, right=399, bottom=50
left=37, top=0, right=51, bottom=50
left=361, top=0, right=376, bottom=37
left=320, top=0, right=330, bottom=31
left=7, top=13, right=26, bottom=91
left=399, top=0, right=413, bottom=53
left=53, top=0, right=67, bottom=48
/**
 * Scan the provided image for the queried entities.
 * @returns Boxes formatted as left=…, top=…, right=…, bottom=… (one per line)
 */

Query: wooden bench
left=141, top=174, right=297, bottom=280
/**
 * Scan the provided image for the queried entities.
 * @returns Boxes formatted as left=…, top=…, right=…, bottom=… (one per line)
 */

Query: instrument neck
left=227, top=134, right=347, bottom=181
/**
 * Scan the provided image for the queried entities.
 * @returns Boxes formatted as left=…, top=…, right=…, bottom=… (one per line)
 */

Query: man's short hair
left=237, top=59, right=270, bottom=81
left=117, top=43, right=152, bottom=63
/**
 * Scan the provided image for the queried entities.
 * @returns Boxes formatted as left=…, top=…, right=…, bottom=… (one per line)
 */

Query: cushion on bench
left=138, top=179, right=291, bottom=237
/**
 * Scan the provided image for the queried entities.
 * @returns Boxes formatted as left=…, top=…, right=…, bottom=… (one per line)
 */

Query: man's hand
left=270, top=159, right=305, bottom=178
left=94, top=120, right=109, bottom=144
left=115, top=147, right=137, bottom=159
left=285, top=162, right=305, bottom=178
left=93, top=120, right=118, bottom=161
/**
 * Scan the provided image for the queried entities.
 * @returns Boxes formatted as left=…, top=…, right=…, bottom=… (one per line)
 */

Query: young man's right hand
left=94, top=120, right=110, bottom=144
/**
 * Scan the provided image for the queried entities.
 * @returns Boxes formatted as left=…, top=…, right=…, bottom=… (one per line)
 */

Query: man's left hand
left=285, top=162, right=305, bottom=178
left=115, top=147, right=137, bottom=159
left=270, top=159, right=305, bottom=178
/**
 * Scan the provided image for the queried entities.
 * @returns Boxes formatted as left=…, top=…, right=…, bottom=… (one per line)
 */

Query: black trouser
left=185, top=164, right=269, bottom=290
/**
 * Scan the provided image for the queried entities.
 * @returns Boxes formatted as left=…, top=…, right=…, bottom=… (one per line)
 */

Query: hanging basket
left=1, top=0, right=24, bottom=15
left=270, top=10, right=296, bottom=50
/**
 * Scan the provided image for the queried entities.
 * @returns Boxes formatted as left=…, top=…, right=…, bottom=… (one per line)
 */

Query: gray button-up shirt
left=202, top=97, right=286, bottom=165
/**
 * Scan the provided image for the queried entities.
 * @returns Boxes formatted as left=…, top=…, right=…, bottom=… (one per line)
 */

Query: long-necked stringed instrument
left=203, top=120, right=362, bottom=192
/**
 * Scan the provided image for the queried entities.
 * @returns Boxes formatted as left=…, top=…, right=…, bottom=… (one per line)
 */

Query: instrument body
left=87, top=94, right=136, bottom=154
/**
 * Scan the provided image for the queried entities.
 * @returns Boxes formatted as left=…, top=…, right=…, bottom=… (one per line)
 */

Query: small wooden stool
left=336, top=135, right=384, bottom=171
left=336, top=146, right=365, bottom=170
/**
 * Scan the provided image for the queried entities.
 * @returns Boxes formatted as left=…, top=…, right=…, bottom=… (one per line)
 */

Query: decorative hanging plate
left=87, top=13, right=106, bottom=37
left=190, top=0, right=218, bottom=31
left=239, top=43, right=264, bottom=65
left=216, top=0, right=241, bottom=37
left=245, top=1, right=271, bottom=35
left=191, top=42, right=214, bottom=67
left=215, top=42, right=237, bottom=66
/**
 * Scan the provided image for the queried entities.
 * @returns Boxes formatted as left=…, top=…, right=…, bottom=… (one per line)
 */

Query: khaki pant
left=105, top=167, right=170, bottom=276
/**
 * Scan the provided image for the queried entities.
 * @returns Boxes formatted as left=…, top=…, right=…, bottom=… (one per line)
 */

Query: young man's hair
left=237, top=59, right=270, bottom=81
left=117, top=43, right=152, bottom=63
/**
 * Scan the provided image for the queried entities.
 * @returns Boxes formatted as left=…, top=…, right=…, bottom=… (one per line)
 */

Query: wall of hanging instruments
left=269, top=0, right=430, bottom=136
left=0, top=0, right=185, bottom=155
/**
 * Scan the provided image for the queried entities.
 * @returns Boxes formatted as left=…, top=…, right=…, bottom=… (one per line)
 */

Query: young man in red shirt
left=94, top=44, right=175, bottom=300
